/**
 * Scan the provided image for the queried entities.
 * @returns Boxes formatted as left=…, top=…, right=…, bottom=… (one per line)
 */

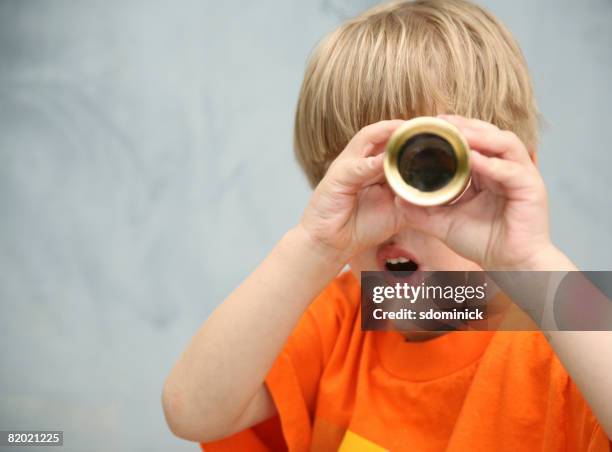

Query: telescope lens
left=397, top=133, right=457, bottom=192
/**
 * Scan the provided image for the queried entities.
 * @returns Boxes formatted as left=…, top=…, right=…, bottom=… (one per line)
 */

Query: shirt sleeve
left=200, top=272, right=357, bottom=452
left=587, top=425, right=611, bottom=452
left=199, top=416, right=285, bottom=452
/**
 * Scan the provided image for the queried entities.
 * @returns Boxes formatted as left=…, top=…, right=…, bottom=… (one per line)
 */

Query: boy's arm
left=162, top=120, right=410, bottom=442
left=162, top=225, right=344, bottom=441
left=513, top=248, right=612, bottom=441
left=545, top=331, right=612, bottom=440
left=397, top=115, right=612, bottom=440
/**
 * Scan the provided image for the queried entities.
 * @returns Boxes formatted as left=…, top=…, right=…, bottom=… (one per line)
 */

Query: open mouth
left=384, top=257, right=419, bottom=274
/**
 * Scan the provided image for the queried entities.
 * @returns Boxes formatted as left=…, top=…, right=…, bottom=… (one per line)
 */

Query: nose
left=381, top=236, right=396, bottom=247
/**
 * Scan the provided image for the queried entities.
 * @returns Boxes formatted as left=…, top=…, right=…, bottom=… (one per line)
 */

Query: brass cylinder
left=384, top=116, right=471, bottom=206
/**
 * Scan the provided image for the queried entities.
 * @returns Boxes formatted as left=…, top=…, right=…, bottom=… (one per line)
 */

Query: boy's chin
left=401, top=331, right=450, bottom=342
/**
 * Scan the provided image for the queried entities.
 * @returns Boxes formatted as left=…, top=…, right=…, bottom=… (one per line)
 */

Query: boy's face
left=349, top=225, right=482, bottom=340
left=349, top=225, right=482, bottom=276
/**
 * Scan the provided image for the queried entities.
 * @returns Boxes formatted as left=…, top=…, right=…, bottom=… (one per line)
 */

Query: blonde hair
left=294, top=0, right=540, bottom=187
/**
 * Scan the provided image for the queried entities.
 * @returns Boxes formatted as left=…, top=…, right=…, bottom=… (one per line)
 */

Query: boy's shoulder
left=308, top=270, right=361, bottom=323
left=489, top=330, right=563, bottom=370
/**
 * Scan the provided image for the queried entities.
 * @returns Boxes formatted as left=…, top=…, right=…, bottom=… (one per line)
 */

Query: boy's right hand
left=300, top=120, right=407, bottom=263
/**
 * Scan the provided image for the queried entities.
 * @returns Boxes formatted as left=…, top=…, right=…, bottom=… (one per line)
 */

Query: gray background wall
left=0, top=0, right=610, bottom=451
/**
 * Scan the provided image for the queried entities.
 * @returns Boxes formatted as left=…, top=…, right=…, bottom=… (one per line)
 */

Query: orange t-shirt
left=202, top=271, right=610, bottom=451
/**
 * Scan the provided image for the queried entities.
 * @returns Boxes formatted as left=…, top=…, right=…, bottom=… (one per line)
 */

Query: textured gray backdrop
left=0, top=0, right=611, bottom=451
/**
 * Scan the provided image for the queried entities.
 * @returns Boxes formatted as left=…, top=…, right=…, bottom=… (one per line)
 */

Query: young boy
left=162, top=0, right=612, bottom=450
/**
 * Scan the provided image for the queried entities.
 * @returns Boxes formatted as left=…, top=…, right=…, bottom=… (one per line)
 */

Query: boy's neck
left=402, top=331, right=451, bottom=342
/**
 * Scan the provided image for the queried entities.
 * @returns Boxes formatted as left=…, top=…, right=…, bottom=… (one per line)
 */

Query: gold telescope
left=384, top=116, right=471, bottom=206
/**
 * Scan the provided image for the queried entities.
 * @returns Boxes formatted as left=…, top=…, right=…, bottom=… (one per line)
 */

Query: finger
left=331, top=153, right=385, bottom=193
left=469, top=150, right=531, bottom=191
left=345, top=119, right=406, bottom=158
left=367, top=169, right=387, bottom=186
left=461, top=128, right=531, bottom=164
left=438, top=115, right=530, bottom=163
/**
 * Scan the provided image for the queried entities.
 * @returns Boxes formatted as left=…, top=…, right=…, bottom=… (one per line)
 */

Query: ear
left=528, top=147, right=538, bottom=166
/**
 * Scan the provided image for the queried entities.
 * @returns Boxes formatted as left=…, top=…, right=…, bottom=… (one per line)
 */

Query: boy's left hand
left=396, top=114, right=555, bottom=271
